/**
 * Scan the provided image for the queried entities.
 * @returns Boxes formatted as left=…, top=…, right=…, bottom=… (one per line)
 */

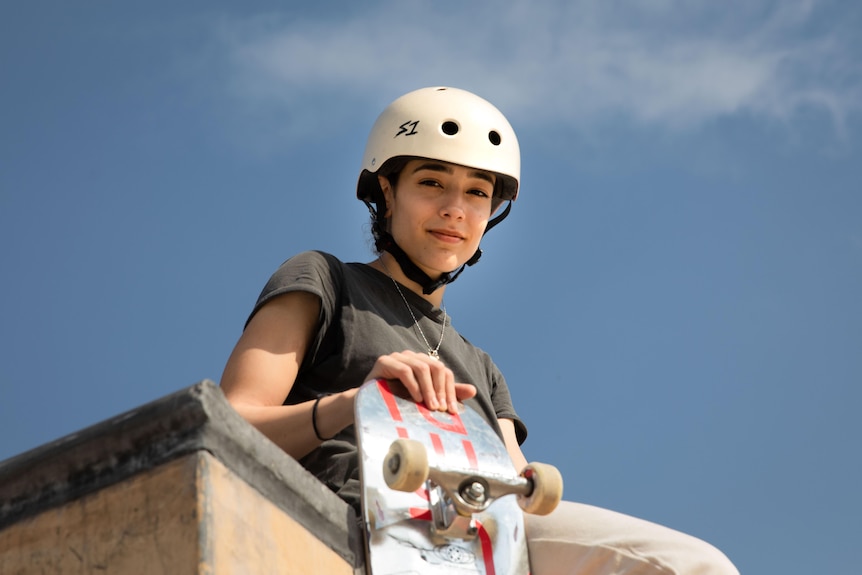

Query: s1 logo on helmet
left=396, top=120, right=420, bottom=137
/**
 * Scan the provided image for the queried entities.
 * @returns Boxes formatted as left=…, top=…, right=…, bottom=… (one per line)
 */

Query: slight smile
left=428, top=229, right=465, bottom=243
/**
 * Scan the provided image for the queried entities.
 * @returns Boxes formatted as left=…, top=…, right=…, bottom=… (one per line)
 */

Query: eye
left=468, top=188, right=491, bottom=198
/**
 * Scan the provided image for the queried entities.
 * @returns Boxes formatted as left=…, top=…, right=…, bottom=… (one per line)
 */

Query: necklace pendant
left=382, top=261, right=447, bottom=364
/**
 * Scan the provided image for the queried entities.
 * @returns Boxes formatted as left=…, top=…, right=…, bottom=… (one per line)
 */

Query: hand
left=364, top=351, right=477, bottom=413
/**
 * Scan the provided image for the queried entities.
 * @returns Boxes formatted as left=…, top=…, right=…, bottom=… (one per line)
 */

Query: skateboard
left=355, top=378, right=563, bottom=575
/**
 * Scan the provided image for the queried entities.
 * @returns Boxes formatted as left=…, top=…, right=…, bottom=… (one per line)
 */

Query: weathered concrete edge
left=0, top=381, right=364, bottom=571
left=194, top=381, right=365, bottom=570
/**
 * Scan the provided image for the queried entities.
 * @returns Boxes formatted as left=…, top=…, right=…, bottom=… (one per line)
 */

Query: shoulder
left=248, top=251, right=346, bottom=326
left=279, top=250, right=343, bottom=271
left=266, top=251, right=346, bottom=287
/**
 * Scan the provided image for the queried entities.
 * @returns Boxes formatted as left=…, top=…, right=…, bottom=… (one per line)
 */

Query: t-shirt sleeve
left=245, top=251, right=339, bottom=327
left=489, top=365, right=528, bottom=445
left=244, top=251, right=343, bottom=373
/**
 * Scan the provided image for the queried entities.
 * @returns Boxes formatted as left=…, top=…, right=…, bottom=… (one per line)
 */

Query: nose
left=440, top=189, right=466, bottom=220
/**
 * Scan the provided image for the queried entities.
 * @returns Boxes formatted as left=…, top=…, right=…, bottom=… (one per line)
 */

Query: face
left=379, top=159, right=496, bottom=277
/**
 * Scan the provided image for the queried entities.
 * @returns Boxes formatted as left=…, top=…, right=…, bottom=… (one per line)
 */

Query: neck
left=371, top=253, right=446, bottom=307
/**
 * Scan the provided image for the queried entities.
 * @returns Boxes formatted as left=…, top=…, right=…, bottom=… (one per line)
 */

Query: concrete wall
left=0, top=382, right=364, bottom=574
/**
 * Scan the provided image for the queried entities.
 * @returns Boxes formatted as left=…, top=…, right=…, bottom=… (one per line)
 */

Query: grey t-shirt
left=247, top=250, right=526, bottom=510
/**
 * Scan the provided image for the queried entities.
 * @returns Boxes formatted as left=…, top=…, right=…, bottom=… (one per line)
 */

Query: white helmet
left=356, top=86, right=520, bottom=204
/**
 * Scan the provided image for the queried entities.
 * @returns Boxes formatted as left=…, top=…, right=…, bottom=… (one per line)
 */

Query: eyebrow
left=411, top=162, right=495, bottom=185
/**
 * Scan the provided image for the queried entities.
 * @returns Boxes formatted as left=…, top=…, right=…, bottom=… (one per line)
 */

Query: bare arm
left=499, top=418, right=529, bottom=471
left=220, top=291, right=357, bottom=460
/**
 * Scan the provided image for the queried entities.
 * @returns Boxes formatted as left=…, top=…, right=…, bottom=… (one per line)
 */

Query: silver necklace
left=381, top=260, right=447, bottom=359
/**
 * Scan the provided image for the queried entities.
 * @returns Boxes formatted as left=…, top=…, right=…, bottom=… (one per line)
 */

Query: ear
left=377, top=174, right=394, bottom=217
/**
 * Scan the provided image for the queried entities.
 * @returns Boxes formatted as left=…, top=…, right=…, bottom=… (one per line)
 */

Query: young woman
left=220, top=86, right=738, bottom=574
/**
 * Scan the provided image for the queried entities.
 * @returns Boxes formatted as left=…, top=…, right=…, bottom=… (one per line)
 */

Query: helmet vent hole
left=441, top=121, right=459, bottom=136
left=488, top=131, right=502, bottom=146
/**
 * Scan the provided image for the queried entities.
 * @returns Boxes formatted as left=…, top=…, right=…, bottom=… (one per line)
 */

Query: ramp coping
left=0, top=381, right=364, bottom=570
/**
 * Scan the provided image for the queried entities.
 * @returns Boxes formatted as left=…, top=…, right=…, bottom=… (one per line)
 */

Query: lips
left=429, top=228, right=465, bottom=243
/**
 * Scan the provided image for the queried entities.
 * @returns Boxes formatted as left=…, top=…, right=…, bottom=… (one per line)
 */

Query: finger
left=427, top=356, right=458, bottom=412
left=369, top=352, right=456, bottom=411
left=405, top=351, right=458, bottom=411
left=444, top=370, right=458, bottom=413
left=454, top=383, right=478, bottom=402
left=390, top=351, right=440, bottom=410
left=369, top=354, right=424, bottom=404
left=414, top=359, right=441, bottom=411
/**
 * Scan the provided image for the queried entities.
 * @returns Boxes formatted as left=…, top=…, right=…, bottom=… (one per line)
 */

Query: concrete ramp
left=0, top=381, right=364, bottom=574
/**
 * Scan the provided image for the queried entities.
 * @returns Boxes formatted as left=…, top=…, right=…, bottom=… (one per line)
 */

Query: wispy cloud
left=213, top=0, right=861, bottom=135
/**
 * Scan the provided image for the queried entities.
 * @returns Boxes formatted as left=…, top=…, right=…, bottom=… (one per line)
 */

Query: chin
left=422, top=257, right=461, bottom=276
left=419, top=247, right=475, bottom=275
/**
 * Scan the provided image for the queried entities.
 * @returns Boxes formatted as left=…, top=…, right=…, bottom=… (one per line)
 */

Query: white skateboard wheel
left=518, top=462, right=563, bottom=515
left=383, top=438, right=429, bottom=492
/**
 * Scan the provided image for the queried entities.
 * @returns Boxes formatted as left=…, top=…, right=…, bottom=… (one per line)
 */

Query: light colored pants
left=525, top=501, right=739, bottom=575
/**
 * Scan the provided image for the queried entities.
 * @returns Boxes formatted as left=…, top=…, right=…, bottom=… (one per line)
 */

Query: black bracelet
left=312, top=395, right=332, bottom=441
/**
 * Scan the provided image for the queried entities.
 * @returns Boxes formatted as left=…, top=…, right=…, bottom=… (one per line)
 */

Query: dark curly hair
left=365, top=156, right=412, bottom=255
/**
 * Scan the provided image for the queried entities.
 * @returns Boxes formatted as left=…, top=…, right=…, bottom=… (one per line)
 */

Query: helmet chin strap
left=367, top=200, right=512, bottom=295
left=377, top=232, right=466, bottom=295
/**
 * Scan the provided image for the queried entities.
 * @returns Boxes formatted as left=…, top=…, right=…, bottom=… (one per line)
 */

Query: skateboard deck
left=355, top=378, right=534, bottom=574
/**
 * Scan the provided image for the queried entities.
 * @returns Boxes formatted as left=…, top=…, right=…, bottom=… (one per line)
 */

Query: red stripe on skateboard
left=409, top=507, right=432, bottom=521
left=417, top=402, right=468, bottom=435
left=462, top=439, right=479, bottom=470
left=376, top=379, right=403, bottom=422
left=396, top=426, right=409, bottom=438
left=476, top=520, right=496, bottom=575
left=430, top=433, right=445, bottom=456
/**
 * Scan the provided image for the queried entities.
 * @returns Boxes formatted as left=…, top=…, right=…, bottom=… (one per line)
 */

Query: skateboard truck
left=384, top=438, right=563, bottom=540
left=428, top=478, right=477, bottom=539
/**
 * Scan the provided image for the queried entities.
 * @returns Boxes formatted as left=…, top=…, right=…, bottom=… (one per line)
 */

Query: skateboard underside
left=356, top=379, right=530, bottom=575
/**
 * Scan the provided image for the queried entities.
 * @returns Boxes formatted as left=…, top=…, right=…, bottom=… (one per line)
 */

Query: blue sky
left=2, top=1, right=860, bottom=572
